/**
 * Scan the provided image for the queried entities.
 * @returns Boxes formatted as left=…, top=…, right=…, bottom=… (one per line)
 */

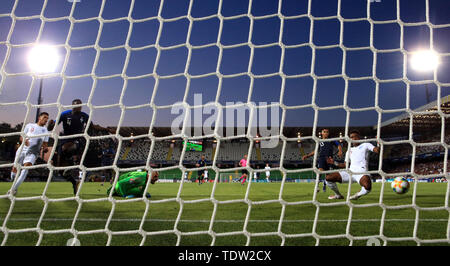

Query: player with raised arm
left=325, top=130, right=379, bottom=200
left=302, top=128, right=343, bottom=192
left=196, top=155, right=206, bottom=185
left=238, top=154, right=248, bottom=185
left=49, top=99, right=110, bottom=195
left=8, top=112, right=50, bottom=196
left=107, top=170, right=158, bottom=198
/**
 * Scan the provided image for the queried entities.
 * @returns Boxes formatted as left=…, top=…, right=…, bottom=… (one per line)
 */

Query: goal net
left=0, top=0, right=449, bottom=246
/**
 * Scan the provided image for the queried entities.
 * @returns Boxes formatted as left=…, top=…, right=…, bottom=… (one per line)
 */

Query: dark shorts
left=198, top=171, right=204, bottom=178
left=317, top=157, right=330, bottom=171
left=56, top=137, right=86, bottom=162
left=241, top=169, right=248, bottom=175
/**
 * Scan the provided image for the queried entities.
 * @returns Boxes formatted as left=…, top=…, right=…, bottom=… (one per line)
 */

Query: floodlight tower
left=410, top=50, right=440, bottom=104
left=27, top=44, right=60, bottom=122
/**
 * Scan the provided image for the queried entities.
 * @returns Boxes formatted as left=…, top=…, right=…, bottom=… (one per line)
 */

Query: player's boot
left=349, top=193, right=361, bottom=200
left=328, top=194, right=344, bottom=200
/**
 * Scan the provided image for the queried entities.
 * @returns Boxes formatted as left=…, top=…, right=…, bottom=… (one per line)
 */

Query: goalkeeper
left=107, top=170, right=158, bottom=198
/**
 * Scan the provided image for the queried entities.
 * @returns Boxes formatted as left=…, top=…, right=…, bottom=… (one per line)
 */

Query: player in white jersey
left=264, top=163, right=271, bottom=182
left=325, top=130, right=379, bottom=200
left=204, top=169, right=208, bottom=183
left=8, top=112, right=50, bottom=196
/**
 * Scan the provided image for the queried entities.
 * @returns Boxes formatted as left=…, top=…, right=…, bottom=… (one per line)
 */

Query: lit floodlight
left=28, top=44, right=60, bottom=73
left=410, top=50, right=439, bottom=72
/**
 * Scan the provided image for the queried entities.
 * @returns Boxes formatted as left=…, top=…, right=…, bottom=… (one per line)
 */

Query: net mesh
left=0, top=0, right=449, bottom=246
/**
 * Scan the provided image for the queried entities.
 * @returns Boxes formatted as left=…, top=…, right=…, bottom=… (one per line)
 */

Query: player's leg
left=317, top=158, right=329, bottom=192
left=349, top=175, right=372, bottom=200
left=325, top=171, right=346, bottom=199
left=10, top=167, right=17, bottom=182
left=10, top=148, right=25, bottom=182
left=61, top=140, right=81, bottom=195
left=10, top=162, right=32, bottom=193
left=10, top=154, right=36, bottom=194
left=240, top=170, right=247, bottom=184
left=197, top=172, right=202, bottom=185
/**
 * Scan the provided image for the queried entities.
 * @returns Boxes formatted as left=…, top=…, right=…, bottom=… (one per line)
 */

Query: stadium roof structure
left=375, top=95, right=450, bottom=136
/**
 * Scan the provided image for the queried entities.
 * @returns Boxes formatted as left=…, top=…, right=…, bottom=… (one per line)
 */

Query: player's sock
left=356, top=187, right=370, bottom=197
left=325, top=180, right=342, bottom=196
left=11, top=169, right=28, bottom=191
left=322, top=181, right=327, bottom=192
left=10, top=172, right=16, bottom=181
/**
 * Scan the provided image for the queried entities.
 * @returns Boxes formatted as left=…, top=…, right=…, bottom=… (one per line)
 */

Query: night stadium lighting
left=28, top=44, right=60, bottom=73
left=27, top=44, right=60, bottom=122
left=410, top=50, right=439, bottom=72
left=410, top=49, right=440, bottom=104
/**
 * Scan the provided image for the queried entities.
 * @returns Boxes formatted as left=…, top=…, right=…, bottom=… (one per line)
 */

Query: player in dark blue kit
left=302, top=128, right=343, bottom=192
left=48, top=99, right=110, bottom=195
left=195, top=155, right=207, bottom=185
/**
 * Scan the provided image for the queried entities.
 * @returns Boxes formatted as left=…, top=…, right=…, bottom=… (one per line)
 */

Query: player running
left=325, top=130, right=379, bottom=200
left=8, top=112, right=50, bottom=196
left=302, top=128, right=343, bottom=192
left=107, top=170, right=159, bottom=198
left=238, top=154, right=248, bottom=185
left=196, top=155, right=207, bottom=185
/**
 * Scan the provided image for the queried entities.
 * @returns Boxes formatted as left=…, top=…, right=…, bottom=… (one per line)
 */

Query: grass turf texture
left=0, top=181, right=448, bottom=246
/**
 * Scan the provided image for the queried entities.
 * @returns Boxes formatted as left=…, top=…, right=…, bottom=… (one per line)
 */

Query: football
left=391, top=177, right=410, bottom=194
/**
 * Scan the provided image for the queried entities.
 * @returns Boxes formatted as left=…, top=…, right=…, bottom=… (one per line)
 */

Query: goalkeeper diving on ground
left=106, top=170, right=159, bottom=198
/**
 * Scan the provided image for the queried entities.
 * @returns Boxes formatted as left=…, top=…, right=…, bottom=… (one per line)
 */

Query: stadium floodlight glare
left=410, top=50, right=439, bottom=72
left=27, top=44, right=60, bottom=122
left=410, top=49, right=439, bottom=103
left=27, top=44, right=60, bottom=73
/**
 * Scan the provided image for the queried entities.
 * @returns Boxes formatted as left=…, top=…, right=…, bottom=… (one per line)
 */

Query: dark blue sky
left=0, top=0, right=449, bottom=130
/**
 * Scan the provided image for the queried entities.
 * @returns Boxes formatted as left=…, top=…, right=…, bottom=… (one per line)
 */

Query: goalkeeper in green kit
left=107, top=170, right=159, bottom=198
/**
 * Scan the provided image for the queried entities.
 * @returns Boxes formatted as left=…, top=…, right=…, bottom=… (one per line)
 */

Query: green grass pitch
left=0, top=181, right=448, bottom=246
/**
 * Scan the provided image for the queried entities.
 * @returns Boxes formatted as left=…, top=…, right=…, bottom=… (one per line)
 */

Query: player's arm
left=337, top=142, right=343, bottom=158
left=47, top=119, right=56, bottom=131
left=368, top=143, right=380, bottom=154
left=42, top=141, right=49, bottom=154
left=150, top=171, right=159, bottom=184
left=21, top=124, right=30, bottom=146
left=327, top=157, right=346, bottom=168
left=373, top=146, right=380, bottom=154
left=373, top=142, right=380, bottom=154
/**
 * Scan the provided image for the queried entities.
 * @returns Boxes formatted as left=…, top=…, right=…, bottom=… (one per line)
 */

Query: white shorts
left=339, top=171, right=366, bottom=185
left=14, top=151, right=38, bottom=166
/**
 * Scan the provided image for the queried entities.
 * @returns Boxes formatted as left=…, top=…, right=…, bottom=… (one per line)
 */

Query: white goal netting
left=0, top=0, right=449, bottom=246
